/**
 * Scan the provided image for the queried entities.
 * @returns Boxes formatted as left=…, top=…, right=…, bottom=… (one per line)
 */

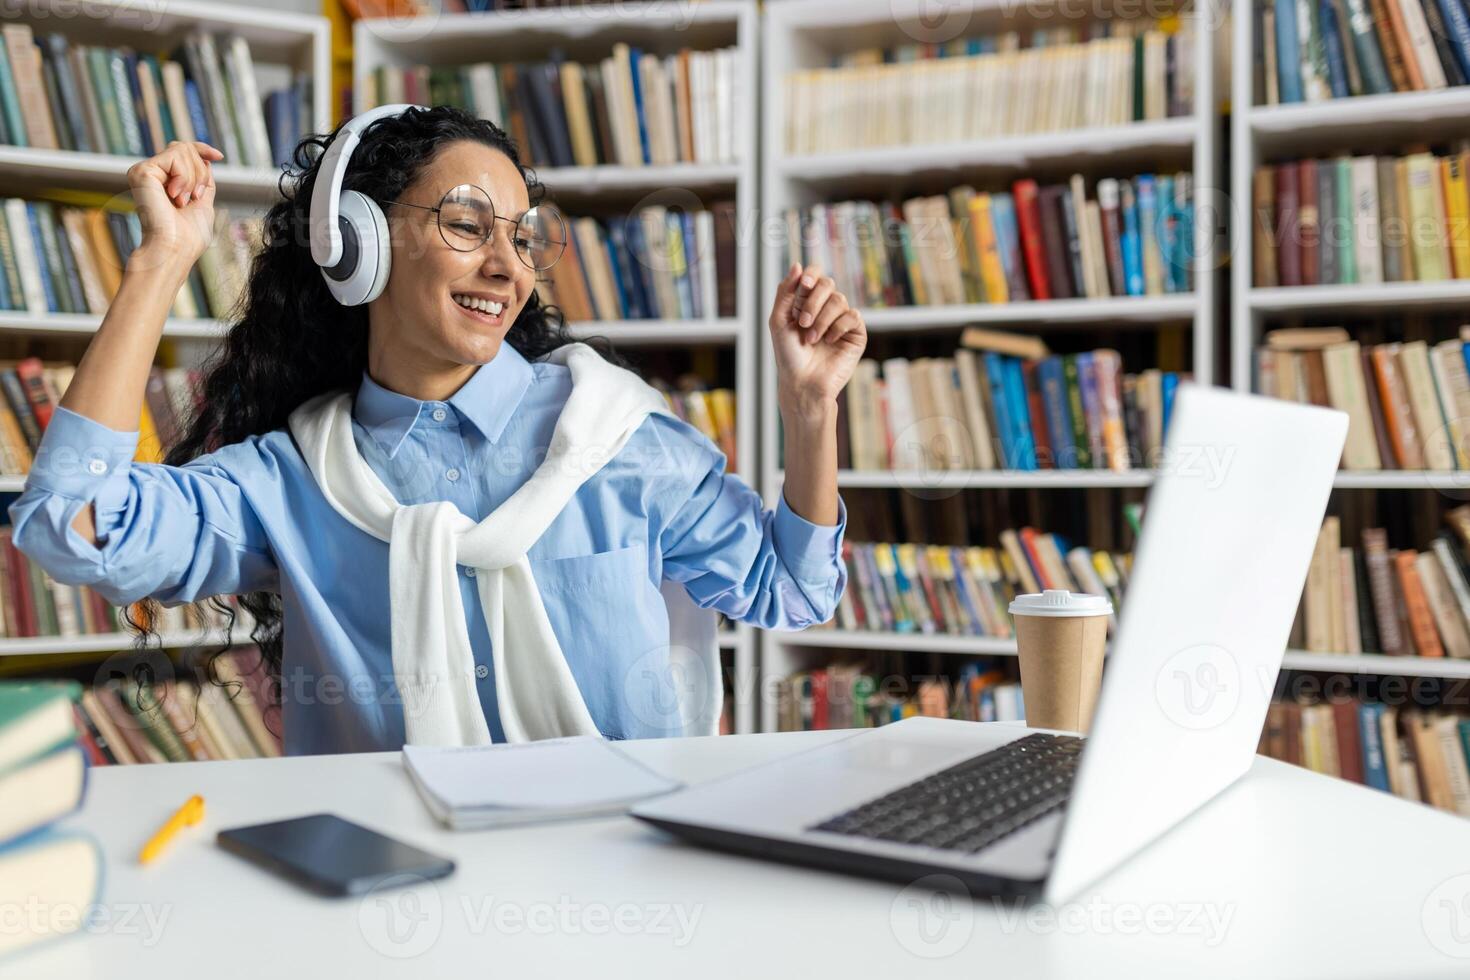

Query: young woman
left=7, top=106, right=866, bottom=753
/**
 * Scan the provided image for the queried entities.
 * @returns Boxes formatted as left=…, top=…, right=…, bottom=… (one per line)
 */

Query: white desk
left=13, top=725, right=1470, bottom=979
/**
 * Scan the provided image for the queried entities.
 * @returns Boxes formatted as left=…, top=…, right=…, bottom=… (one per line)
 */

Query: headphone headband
left=308, top=103, right=422, bottom=269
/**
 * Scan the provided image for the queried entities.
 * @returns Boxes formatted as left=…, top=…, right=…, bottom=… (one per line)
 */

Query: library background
left=3, top=0, right=1470, bottom=815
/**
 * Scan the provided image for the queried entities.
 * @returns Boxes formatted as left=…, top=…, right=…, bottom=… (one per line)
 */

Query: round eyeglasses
left=386, top=183, right=566, bottom=272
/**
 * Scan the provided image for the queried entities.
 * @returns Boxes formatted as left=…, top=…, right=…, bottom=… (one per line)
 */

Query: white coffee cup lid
left=1008, top=589, right=1113, bottom=618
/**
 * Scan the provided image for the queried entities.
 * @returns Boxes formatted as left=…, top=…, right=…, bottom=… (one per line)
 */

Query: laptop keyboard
left=808, top=733, right=1084, bottom=853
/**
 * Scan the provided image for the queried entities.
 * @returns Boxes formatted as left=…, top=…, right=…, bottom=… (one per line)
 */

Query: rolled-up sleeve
left=651, top=413, right=848, bottom=630
left=7, top=406, right=277, bottom=606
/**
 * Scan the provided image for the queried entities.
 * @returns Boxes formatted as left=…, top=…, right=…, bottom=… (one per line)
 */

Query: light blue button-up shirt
left=7, top=340, right=848, bottom=753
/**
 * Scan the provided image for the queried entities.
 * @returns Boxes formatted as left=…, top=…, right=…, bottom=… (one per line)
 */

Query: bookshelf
left=353, top=0, right=761, bottom=734
left=1231, top=5, right=1470, bottom=673
left=757, top=0, right=1220, bottom=731
left=0, top=0, right=332, bottom=662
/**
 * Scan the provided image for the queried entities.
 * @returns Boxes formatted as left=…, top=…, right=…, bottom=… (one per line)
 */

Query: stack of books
left=827, top=328, right=1188, bottom=473
left=1253, top=325, right=1470, bottom=471
left=0, top=681, right=101, bottom=960
left=539, top=201, right=737, bottom=321
left=776, top=660, right=1025, bottom=732
left=1291, top=506, right=1470, bottom=657
left=361, top=43, right=740, bottom=168
left=0, top=24, right=311, bottom=168
left=71, top=649, right=281, bottom=764
left=1252, top=150, right=1470, bottom=287
left=784, top=18, right=1195, bottom=154
left=1259, top=696, right=1470, bottom=818
left=0, top=196, right=262, bottom=320
left=780, top=172, right=1195, bottom=309
left=0, top=358, right=200, bottom=476
left=1254, top=0, right=1470, bottom=104
left=825, top=526, right=1130, bottom=639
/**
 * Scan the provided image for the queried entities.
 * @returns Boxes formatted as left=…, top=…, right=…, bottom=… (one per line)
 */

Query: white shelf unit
left=354, top=1, right=760, bottom=734
left=0, top=0, right=331, bottom=661
left=758, top=0, right=1219, bottom=731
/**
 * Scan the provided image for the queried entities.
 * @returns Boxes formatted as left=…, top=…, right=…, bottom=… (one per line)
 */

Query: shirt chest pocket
left=528, top=541, right=651, bottom=596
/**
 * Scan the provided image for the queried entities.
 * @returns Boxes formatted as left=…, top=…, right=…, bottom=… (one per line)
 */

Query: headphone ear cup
left=321, top=191, right=391, bottom=306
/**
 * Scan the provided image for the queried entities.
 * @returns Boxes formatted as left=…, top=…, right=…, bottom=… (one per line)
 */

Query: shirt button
left=445, top=467, right=461, bottom=482
left=463, top=566, right=476, bottom=577
left=87, top=459, right=107, bottom=475
left=431, top=408, right=447, bottom=422
left=475, top=664, right=489, bottom=680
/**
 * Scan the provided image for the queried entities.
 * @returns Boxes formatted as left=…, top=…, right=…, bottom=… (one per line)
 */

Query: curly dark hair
left=128, top=105, right=630, bottom=711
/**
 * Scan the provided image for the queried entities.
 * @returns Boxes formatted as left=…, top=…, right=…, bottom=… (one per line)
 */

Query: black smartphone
left=216, top=813, right=455, bottom=897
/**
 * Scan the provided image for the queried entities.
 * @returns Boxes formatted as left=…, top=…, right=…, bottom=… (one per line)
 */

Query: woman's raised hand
left=125, top=140, right=224, bottom=274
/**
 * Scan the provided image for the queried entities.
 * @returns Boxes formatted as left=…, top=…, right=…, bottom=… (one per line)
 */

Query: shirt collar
left=353, top=340, right=535, bottom=458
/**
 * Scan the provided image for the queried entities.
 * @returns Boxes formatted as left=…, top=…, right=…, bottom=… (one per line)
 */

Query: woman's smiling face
left=369, top=139, right=537, bottom=372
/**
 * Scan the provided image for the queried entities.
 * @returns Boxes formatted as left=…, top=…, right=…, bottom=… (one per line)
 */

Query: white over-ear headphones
left=308, top=103, right=421, bottom=307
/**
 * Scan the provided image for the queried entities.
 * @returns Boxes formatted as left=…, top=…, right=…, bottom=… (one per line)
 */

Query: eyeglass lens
left=435, top=183, right=565, bottom=271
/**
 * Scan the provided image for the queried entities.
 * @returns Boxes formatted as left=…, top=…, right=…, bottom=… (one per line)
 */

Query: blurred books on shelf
left=360, top=43, right=740, bottom=168
left=1253, top=151, right=1470, bottom=287
left=0, top=23, right=311, bottom=168
left=1253, top=325, right=1470, bottom=471
left=774, top=658, right=1025, bottom=732
left=538, top=202, right=738, bottom=321
left=783, top=18, right=1195, bottom=154
left=780, top=172, right=1194, bottom=309
left=0, top=196, right=261, bottom=321
left=1253, top=0, right=1470, bottom=105
left=650, top=374, right=736, bottom=472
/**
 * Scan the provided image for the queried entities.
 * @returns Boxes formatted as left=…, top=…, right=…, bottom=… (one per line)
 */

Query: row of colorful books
left=360, top=43, right=738, bottom=169
left=0, top=358, right=199, bottom=477
left=780, top=173, right=1194, bottom=312
left=784, top=19, right=1194, bottom=154
left=1256, top=0, right=1470, bottom=104
left=537, top=202, right=736, bottom=322
left=1294, top=507, right=1470, bottom=658
left=0, top=24, right=310, bottom=168
left=0, top=523, right=243, bottom=640
left=1252, top=151, right=1470, bottom=288
left=1259, top=696, right=1470, bottom=817
left=775, top=660, right=1025, bottom=732
left=0, top=196, right=260, bottom=320
left=827, top=330, right=1186, bottom=474
left=650, top=378, right=736, bottom=475
left=1254, top=326, right=1470, bottom=471
left=824, top=530, right=1131, bottom=639
left=68, top=650, right=282, bottom=764
left=1, top=681, right=99, bottom=959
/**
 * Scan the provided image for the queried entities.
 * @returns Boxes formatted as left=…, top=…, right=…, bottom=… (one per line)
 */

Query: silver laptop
left=633, top=384, right=1349, bottom=904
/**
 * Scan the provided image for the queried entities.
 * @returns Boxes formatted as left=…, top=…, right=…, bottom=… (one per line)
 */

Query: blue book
left=625, top=216, right=660, bottom=319
left=1161, top=372, right=1180, bottom=438
left=1121, top=183, right=1145, bottom=296
left=603, top=219, right=637, bottom=319
left=948, top=547, right=984, bottom=635
left=1157, top=175, right=1177, bottom=292
left=1003, top=356, right=1037, bottom=470
left=1038, top=356, right=1077, bottom=469
left=1318, top=0, right=1352, bottom=97
left=1358, top=703, right=1390, bottom=792
left=266, top=89, right=295, bottom=169
left=183, top=77, right=211, bottom=146
left=1436, top=0, right=1470, bottom=82
left=1076, top=352, right=1102, bottom=467
left=1275, top=0, right=1304, bottom=103
left=989, top=193, right=1030, bottom=301
left=1172, top=179, right=1194, bottom=293
left=627, top=47, right=652, bottom=165
left=1136, top=175, right=1160, bottom=291
left=25, top=205, right=59, bottom=313
left=0, top=41, right=27, bottom=148
left=680, top=210, right=701, bottom=317
left=983, top=353, right=1018, bottom=468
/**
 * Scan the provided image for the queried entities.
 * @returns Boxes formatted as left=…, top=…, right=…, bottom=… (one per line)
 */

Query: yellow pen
left=139, top=795, right=206, bottom=864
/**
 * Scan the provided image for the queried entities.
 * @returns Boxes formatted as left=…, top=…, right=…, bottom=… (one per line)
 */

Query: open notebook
left=402, top=736, right=684, bottom=830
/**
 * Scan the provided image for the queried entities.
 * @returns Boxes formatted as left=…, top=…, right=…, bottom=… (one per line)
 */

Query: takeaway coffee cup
left=1007, top=590, right=1113, bottom=733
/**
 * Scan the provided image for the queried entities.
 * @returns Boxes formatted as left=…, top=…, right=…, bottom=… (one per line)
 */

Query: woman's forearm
left=778, top=392, right=840, bottom=526
left=56, top=252, right=189, bottom=545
